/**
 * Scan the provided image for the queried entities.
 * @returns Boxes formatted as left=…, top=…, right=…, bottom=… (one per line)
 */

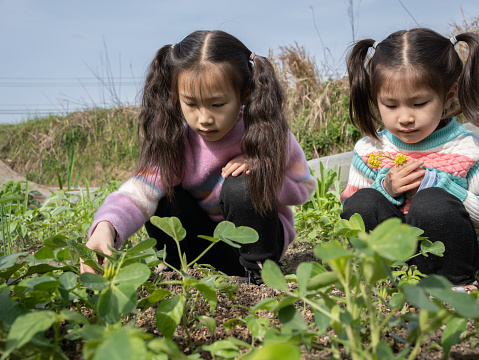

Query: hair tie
left=450, top=36, right=458, bottom=46
left=372, top=41, right=380, bottom=50
left=171, top=43, right=176, bottom=49
left=250, top=52, right=256, bottom=61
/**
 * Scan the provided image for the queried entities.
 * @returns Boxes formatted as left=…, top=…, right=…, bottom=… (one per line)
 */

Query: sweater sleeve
left=276, top=133, right=317, bottom=206
left=88, top=174, right=165, bottom=249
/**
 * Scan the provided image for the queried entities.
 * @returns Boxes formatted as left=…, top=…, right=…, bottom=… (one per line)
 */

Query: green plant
left=255, top=214, right=479, bottom=360
left=148, top=217, right=258, bottom=343
left=294, top=163, right=343, bottom=245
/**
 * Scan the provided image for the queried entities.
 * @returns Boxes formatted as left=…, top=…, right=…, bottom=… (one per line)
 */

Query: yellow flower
left=394, top=154, right=409, bottom=166
left=367, top=153, right=383, bottom=169
left=367, top=152, right=408, bottom=169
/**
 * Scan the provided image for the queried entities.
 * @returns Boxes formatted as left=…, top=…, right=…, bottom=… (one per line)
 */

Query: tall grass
left=0, top=107, right=139, bottom=186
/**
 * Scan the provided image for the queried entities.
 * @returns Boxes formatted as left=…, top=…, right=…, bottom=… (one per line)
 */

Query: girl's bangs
left=177, top=63, right=237, bottom=100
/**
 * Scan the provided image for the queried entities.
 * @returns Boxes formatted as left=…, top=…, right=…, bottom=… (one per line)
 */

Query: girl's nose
left=398, top=109, right=414, bottom=125
left=198, top=109, right=214, bottom=125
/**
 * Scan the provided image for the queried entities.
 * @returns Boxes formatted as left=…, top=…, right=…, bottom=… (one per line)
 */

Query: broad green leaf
left=25, top=276, right=60, bottom=291
left=127, top=237, right=157, bottom=255
left=197, top=315, right=216, bottom=336
left=147, top=337, right=184, bottom=357
left=4, top=311, right=56, bottom=357
left=55, top=247, right=70, bottom=262
left=0, top=261, right=25, bottom=281
left=0, top=292, right=28, bottom=328
left=442, top=317, right=467, bottom=357
left=368, top=218, right=418, bottom=262
left=250, top=297, right=278, bottom=313
left=245, top=342, right=301, bottom=360
left=150, top=216, right=186, bottom=242
left=97, top=284, right=138, bottom=324
left=278, top=305, right=306, bottom=330
left=195, top=280, right=217, bottom=312
left=214, top=221, right=259, bottom=245
left=334, top=213, right=365, bottom=238
left=60, top=310, right=89, bottom=325
left=261, top=260, right=288, bottom=291
left=213, top=221, right=235, bottom=237
left=80, top=272, right=110, bottom=291
left=314, top=240, right=353, bottom=261
left=43, top=234, right=69, bottom=249
left=202, top=339, right=241, bottom=358
left=421, top=240, right=445, bottom=257
left=418, top=275, right=479, bottom=318
left=24, top=263, right=70, bottom=277
left=313, top=309, right=330, bottom=333
left=92, top=327, right=133, bottom=360
left=114, top=263, right=151, bottom=288
left=34, top=247, right=55, bottom=260
left=68, top=240, right=102, bottom=271
left=59, top=272, right=77, bottom=290
left=0, top=252, right=28, bottom=271
left=306, top=270, right=339, bottom=291
left=156, top=294, right=185, bottom=339
left=296, top=262, right=313, bottom=295
left=139, top=289, right=171, bottom=309
left=403, top=285, right=440, bottom=312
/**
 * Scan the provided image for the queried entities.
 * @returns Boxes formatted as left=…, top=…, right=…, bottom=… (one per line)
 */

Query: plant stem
left=187, top=241, right=218, bottom=268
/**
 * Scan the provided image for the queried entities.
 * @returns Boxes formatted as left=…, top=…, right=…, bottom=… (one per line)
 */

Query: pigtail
left=243, top=54, right=289, bottom=215
left=136, top=45, right=185, bottom=200
left=347, top=39, right=382, bottom=139
left=455, top=33, right=479, bottom=126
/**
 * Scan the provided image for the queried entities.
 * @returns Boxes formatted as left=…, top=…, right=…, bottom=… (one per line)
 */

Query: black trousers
left=341, top=187, right=479, bottom=285
left=144, top=174, right=284, bottom=276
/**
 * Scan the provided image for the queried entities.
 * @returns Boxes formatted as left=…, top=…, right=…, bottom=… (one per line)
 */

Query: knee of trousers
left=407, top=187, right=465, bottom=222
left=341, top=188, right=390, bottom=219
left=220, top=174, right=253, bottom=210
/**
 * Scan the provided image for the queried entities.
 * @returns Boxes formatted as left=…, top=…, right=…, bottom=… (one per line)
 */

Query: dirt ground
left=2, top=160, right=478, bottom=359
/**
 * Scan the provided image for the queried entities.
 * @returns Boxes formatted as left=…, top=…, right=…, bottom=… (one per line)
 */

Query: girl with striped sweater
left=341, top=28, right=479, bottom=289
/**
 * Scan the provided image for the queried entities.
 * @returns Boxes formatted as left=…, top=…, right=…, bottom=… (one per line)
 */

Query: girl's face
left=377, top=72, right=457, bottom=144
left=178, top=67, right=243, bottom=142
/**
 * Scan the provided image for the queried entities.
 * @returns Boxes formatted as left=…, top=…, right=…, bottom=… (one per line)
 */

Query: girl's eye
left=185, top=103, right=196, bottom=108
left=414, top=102, right=428, bottom=107
left=384, top=104, right=396, bottom=109
left=212, top=103, right=225, bottom=108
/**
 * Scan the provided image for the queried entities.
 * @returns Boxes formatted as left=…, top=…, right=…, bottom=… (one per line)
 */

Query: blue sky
left=1, top=0, right=478, bottom=124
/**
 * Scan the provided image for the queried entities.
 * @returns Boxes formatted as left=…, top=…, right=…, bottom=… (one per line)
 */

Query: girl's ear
left=444, top=83, right=458, bottom=109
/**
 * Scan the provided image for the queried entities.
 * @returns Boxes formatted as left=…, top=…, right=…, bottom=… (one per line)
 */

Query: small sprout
left=367, top=153, right=409, bottom=169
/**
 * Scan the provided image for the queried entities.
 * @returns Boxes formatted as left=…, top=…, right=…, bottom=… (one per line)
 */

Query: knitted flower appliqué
left=367, top=152, right=409, bottom=169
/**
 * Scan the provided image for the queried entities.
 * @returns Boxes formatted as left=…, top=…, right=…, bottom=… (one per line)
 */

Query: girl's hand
left=222, top=157, right=251, bottom=178
left=80, top=221, right=115, bottom=274
left=383, top=160, right=425, bottom=198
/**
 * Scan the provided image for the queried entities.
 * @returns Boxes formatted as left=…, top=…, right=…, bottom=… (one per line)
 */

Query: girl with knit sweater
left=341, top=28, right=479, bottom=290
left=80, top=30, right=316, bottom=282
